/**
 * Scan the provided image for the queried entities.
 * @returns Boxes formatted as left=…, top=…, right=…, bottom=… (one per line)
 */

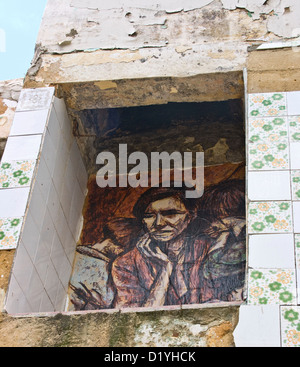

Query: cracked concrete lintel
left=70, top=0, right=215, bottom=13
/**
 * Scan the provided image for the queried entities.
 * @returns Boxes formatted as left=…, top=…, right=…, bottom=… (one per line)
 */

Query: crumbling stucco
left=25, top=0, right=300, bottom=96
left=0, top=306, right=240, bottom=347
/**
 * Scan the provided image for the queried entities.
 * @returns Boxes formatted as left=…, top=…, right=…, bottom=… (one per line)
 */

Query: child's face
left=204, top=217, right=244, bottom=239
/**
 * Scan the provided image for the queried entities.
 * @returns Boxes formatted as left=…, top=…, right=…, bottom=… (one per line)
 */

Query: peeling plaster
left=26, top=0, right=300, bottom=88
left=221, top=0, right=300, bottom=37
left=70, top=0, right=215, bottom=13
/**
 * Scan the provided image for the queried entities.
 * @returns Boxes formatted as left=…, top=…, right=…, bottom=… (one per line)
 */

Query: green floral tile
left=281, top=306, right=300, bottom=347
left=295, top=234, right=300, bottom=269
left=248, top=117, right=289, bottom=170
left=248, top=269, right=296, bottom=305
left=248, top=202, right=293, bottom=233
left=248, top=93, right=287, bottom=118
left=0, top=217, right=23, bottom=250
left=0, top=160, right=35, bottom=189
left=288, top=116, right=300, bottom=143
left=292, top=171, right=300, bottom=200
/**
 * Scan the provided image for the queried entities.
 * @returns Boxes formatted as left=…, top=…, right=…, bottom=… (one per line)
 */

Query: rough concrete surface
left=0, top=306, right=239, bottom=347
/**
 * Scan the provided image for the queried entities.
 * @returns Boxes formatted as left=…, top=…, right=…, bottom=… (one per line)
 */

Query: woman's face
left=142, top=196, right=192, bottom=242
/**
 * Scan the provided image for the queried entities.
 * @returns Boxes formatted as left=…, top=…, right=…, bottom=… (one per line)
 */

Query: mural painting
left=68, top=162, right=246, bottom=310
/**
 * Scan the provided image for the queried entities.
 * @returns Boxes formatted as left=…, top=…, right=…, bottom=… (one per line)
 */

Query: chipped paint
left=70, top=0, right=215, bottom=13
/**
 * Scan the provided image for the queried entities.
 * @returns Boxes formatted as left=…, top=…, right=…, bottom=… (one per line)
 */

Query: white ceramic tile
left=293, top=202, right=300, bottom=233
left=0, top=187, right=30, bottom=218
left=233, top=305, right=281, bottom=347
left=290, top=143, right=300, bottom=170
left=26, top=267, right=44, bottom=312
left=47, top=184, right=62, bottom=224
left=28, top=182, right=47, bottom=231
left=44, top=259, right=60, bottom=306
left=4, top=275, right=28, bottom=315
left=1, top=135, right=42, bottom=162
left=50, top=230, right=67, bottom=277
left=54, top=98, right=73, bottom=150
left=20, top=211, right=40, bottom=262
left=34, top=240, right=52, bottom=285
left=57, top=255, right=72, bottom=291
left=59, top=181, right=73, bottom=220
left=52, top=156, right=67, bottom=195
left=59, top=223, right=74, bottom=258
left=40, top=130, right=57, bottom=176
left=248, top=234, right=295, bottom=268
left=39, top=291, right=55, bottom=313
left=248, top=171, right=291, bottom=201
left=11, top=242, right=34, bottom=294
left=63, top=229, right=77, bottom=264
left=9, top=110, right=49, bottom=136
left=39, top=208, right=56, bottom=255
left=54, top=281, right=67, bottom=312
left=34, top=155, right=52, bottom=202
left=64, top=155, right=78, bottom=194
left=287, top=91, right=300, bottom=116
left=53, top=96, right=70, bottom=131
left=16, top=87, right=54, bottom=112
left=46, top=109, right=61, bottom=151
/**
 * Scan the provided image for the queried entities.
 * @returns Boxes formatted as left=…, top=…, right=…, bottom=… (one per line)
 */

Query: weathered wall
left=0, top=306, right=239, bottom=347
left=24, top=0, right=300, bottom=94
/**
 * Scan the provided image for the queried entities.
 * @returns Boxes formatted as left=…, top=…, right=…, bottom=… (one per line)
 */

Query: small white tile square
left=293, top=202, right=300, bottom=233
left=233, top=305, right=281, bottom=347
left=9, top=110, right=49, bottom=136
left=290, top=143, right=300, bottom=170
left=248, top=171, right=291, bottom=201
left=248, top=234, right=295, bottom=268
left=0, top=187, right=30, bottom=218
left=1, top=135, right=42, bottom=162
left=287, top=91, right=300, bottom=116
left=16, top=87, right=54, bottom=112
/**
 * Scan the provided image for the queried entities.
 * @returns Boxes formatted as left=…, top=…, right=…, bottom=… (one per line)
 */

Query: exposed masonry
left=25, top=0, right=300, bottom=87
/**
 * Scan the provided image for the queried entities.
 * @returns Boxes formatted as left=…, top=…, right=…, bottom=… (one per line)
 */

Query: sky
left=0, top=0, right=48, bottom=81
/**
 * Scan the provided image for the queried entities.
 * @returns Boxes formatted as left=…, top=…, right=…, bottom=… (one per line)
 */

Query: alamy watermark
left=96, top=144, right=204, bottom=198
